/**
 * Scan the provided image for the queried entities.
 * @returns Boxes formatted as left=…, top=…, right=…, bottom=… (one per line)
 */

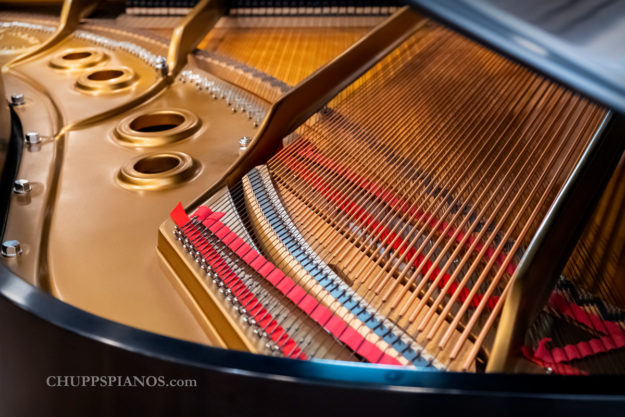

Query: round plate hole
left=87, top=69, right=124, bottom=81
left=114, top=108, right=200, bottom=147
left=129, top=113, right=185, bottom=133
left=50, top=48, right=107, bottom=70
left=133, top=154, right=180, bottom=174
left=118, top=152, right=199, bottom=190
left=63, top=51, right=92, bottom=60
left=76, top=66, right=137, bottom=93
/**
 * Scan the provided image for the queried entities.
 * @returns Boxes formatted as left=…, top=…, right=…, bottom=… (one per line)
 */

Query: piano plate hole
left=50, top=48, right=106, bottom=70
left=88, top=69, right=124, bottom=81
left=130, top=113, right=185, bottom=133
left=117, top=152, right=199, bottom=190
left=76, top=66, right=136, bottom=94
left=133, top=154, right=180, bottom=174
left=114, top=109, right=201, bottom=147
left=63, top=51, right=92, bottom=60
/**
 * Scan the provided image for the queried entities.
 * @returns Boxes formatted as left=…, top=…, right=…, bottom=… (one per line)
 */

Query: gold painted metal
left=12, top=37, right=159, bottom=125
left=40, top=78, right=259, bottom=344
left=75, top=66, right=137, bottom=94
left=6, top=40, right=162, bottom=295
left=117, top=151, right=199, bottom=191
left=114, top=108, right=201, bottom=147
left=187, top=6, right=426, bottom=212
left=1, top=11, right=263, bottom=344
left=2, top=0, right=228, bottom=141
left=166, top=0, right=227, bottom=78
left=3, top=0, right=103, bottom=70
left=1, top=5, right=260, bottom=348
left=58, top=0, right=227, bottom=135
left=58, top=81, right=168, bottom=136
left=49, top=48, right=107, bottom=70
left=156, top=249, right=228, bottom=349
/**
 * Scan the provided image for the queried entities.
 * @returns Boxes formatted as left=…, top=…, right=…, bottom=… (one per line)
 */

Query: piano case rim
left=2, top=262, right=625, bottom=414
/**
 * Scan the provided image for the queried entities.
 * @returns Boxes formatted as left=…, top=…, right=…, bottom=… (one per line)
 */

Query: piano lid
left=407, top=0, right=625, bottom=114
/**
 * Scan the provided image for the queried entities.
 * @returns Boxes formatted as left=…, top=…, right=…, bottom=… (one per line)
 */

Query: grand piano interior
left=1, top=0, right=625, bottom=415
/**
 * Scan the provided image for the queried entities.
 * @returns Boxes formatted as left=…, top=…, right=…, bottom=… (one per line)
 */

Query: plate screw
left=1, top=240, right=22, bottom=257
left=10, top=94, right=25, bottom=106
left=24, top=131, right=41, bottom=145
left=12, top=179, right=31, bottom=194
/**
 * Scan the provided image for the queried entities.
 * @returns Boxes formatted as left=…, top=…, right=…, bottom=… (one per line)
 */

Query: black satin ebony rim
left=2, top=261, right=625, bottom=399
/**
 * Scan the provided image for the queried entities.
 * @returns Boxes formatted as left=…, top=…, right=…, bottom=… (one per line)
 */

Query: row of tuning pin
left=173, top=224, right=285, bottom=355
left=178, top=70, right=265, bottom=127
left=73, top=30, right=165, bottom=72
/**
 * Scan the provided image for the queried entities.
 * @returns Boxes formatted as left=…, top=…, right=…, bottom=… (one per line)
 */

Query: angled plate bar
left=3, top=0, right=102, bottom=70
left=167, top=0, right=227, bottom=77
left=61, top=0, right=227, bottom=133
left=188, top=6, right=426, bottom=212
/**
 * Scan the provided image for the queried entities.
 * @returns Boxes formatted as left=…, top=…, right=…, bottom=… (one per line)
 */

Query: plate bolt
left=24, top=131, right=41, bottom=145
left=1, top=240, right=22, bottom=257
left=12, top=179, right=31, bottom=194
left=10, top=94, right=25, bottom=106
